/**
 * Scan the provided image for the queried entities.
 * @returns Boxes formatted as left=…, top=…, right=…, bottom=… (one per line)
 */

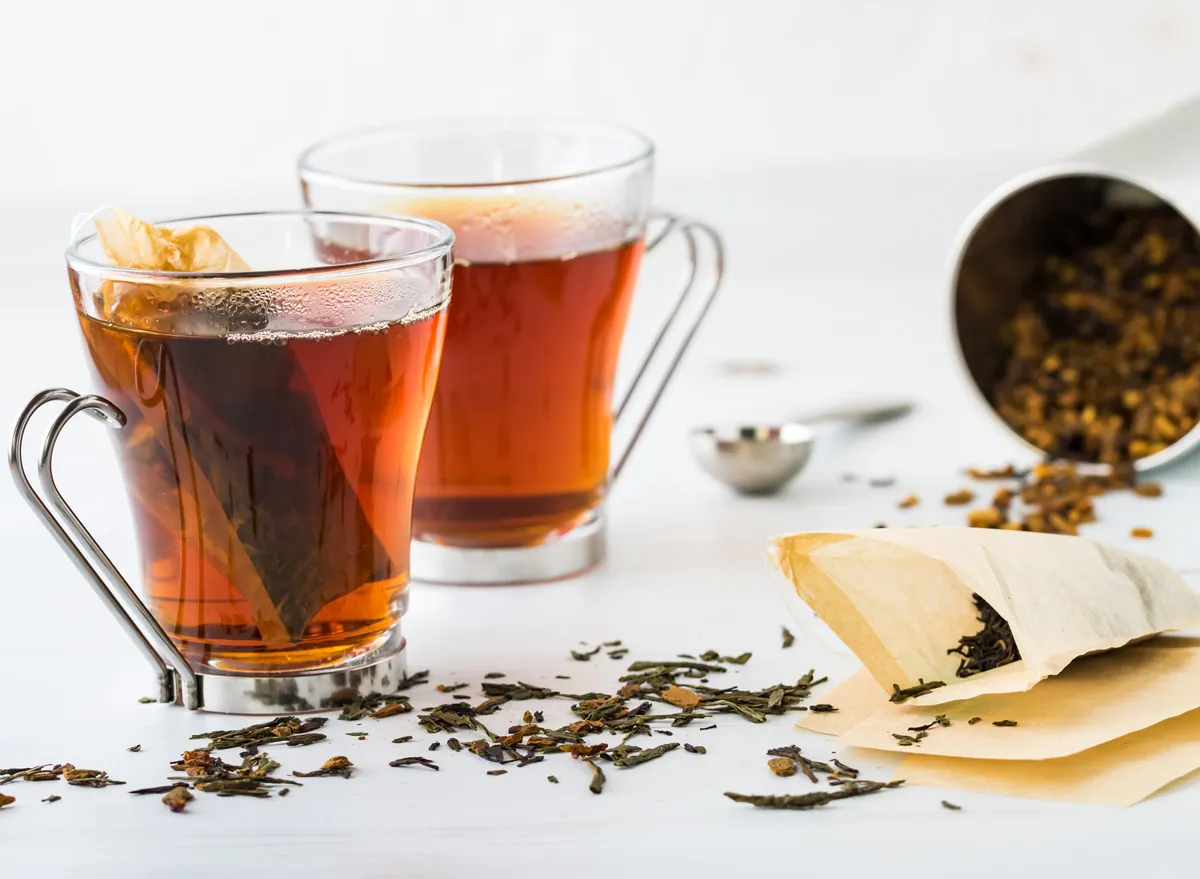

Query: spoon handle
left=795, top=401, right=913, bottom=426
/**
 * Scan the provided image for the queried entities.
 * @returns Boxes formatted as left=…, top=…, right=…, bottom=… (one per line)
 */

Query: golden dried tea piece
left=944, top=490, right=975, bottom=506
left=370, top=703, right=412, bottom=719
left=768, top=756, right=796, bottom=777
left=967, top=507, right=1006, bottom=529
left=661, top=685, right=704, bottom=710
left=898, top=494, right=920, bottom=509
left=0, top=792, right=14, bottom=808
left=1133, top=482, right=1164, bottom=498
left=162, top=786, right=194, bottom=813
left=1132, top=527, right=1155, bottom=539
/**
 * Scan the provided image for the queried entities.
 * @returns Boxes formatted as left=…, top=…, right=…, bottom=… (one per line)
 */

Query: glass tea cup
left=299, top=120, right=724, bottom=584
left=11, top=211, right=453, bottom=712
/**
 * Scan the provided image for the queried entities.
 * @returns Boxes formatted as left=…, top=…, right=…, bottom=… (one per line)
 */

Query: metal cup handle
left=610, top=212, right=725, bottom=482
left=9, top=388, right=200, bottom=708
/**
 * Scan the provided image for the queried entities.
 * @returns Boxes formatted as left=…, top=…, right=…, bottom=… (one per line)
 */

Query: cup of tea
left=11, top=210, right=454, bottom=711
left=299, top=120, right=724, bottom=584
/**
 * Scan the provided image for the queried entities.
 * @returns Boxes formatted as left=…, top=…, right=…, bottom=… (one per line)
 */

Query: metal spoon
left=688, top=401, right=913, bottom=495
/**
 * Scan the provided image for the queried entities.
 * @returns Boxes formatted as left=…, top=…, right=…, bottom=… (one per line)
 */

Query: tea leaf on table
left=781, top=627, right=795, bottom=649
left=389, top=757, right=439, bottom=771
left=292, top=756, right=353, bottom=779
left=586, top=760, right=605, bottom=794
left=725, top=780, right=903, bottom=810
left=942, top=800, right=963, bottom=811
left=163, top=786, right=194, bottom=813
left=0, top=792, right=14, bottom=808
left=571, top=645, right=603, bottom=661
left=42, top=795, right=60, bottom=804
left=993, top=719, right=1019, bottom=727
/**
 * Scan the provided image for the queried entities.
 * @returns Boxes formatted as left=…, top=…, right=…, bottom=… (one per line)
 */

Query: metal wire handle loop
left=611, top=218, right=725, bottom=483
left=9, top=388, right=200, bottom=708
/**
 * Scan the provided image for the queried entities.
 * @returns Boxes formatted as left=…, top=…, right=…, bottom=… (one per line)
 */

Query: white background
left=4, top=3, right=1200, bottom=877
left=1, top=0, right=1200, bottom=200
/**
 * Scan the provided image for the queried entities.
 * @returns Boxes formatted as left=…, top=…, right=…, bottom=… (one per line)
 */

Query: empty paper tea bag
left=769, top=527, right=1200, bottom=704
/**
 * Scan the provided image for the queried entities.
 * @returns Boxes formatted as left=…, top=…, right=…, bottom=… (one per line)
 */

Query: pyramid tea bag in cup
left=55, top=210, right=454, bottom=674
left=769, top=527, right=1200, bottom=704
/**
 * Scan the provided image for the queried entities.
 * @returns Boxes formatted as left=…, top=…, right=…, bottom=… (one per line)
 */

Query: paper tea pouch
left=768, top=527, right=1200, bottom=705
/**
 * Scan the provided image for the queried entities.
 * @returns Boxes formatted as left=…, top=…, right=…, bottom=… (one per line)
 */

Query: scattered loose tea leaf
left=968, top=717, right=982, bottom=725
left=42, top=795, right=60, bottom=804
left=722, top=652, right=752, bottom=665
left=1134, top=482, right=1164, bottom=498
left=781, top=627, right=795, bottom=649
left=371, top=702, right=413, bottom=719
left=137, top=697, right=155, bottom=704
left=391, top=736, right=413, bottom=745
left=163, top=786, right=194, bottom=813
left=446, top=738, right=462, bottom=752
left=487, top=770, right=507, bottom=776
left=63, top=766, right=125, bottom=788
left=993, top=719, right=1019, bottom=727
left=725, top=780, right=904, bottom=810
left=831, top=759, right=859, bottom=777
left=127, top=745, right=141, bottom=752
left=809, top=704, right=838, bottom=713
left=389, top=757, right=439, bottom=770
left=889, top=680, right=945, bottom=703
left=436, top=682, right=468, bottom=693
left=547, top=775, right=559, bottom=784
left=683, top=743, right=707, bottom=754
left=586, top=760, right=605, bottom=794
left=0, top=792, right=14, bottom=808
left=428, top=742, right=441, bottom=752
left=1132, top=527, right=1154, bottom=539
left=944, top=489, right=976, bottom=506
left=279, top=788, right=290, bottom=797
left=571, top=645, right=603, bottom=661
left=293, top=756, right=354, bottom=779
left=941, top=800, right=963, bottom=811
left=898, top=494, right=919, bottom=509
left=130, top=783, right=190, bottom=796
left=483, top=672, right=506, bottom=679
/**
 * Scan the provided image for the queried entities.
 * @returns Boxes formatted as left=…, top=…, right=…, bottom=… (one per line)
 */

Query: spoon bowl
left=688, top=422, right=815, bottom=495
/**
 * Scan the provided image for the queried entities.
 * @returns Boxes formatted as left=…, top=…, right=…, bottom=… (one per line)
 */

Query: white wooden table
left=3, top=168, right=1199, bottom=878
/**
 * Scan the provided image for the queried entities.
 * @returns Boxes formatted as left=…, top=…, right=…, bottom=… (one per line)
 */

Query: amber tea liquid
left=413, top=239, right=643, bottom=547
left=79, top=310, right=445, bottom=672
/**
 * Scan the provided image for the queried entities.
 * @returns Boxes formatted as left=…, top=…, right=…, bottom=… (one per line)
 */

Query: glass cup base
left=410, top=515, right=606, bottom=585
left=190, top=627, right=408, bottom=714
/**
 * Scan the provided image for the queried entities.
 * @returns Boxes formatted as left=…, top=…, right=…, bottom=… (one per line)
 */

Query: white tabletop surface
left=4, top=165, right=1200, bottom=877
